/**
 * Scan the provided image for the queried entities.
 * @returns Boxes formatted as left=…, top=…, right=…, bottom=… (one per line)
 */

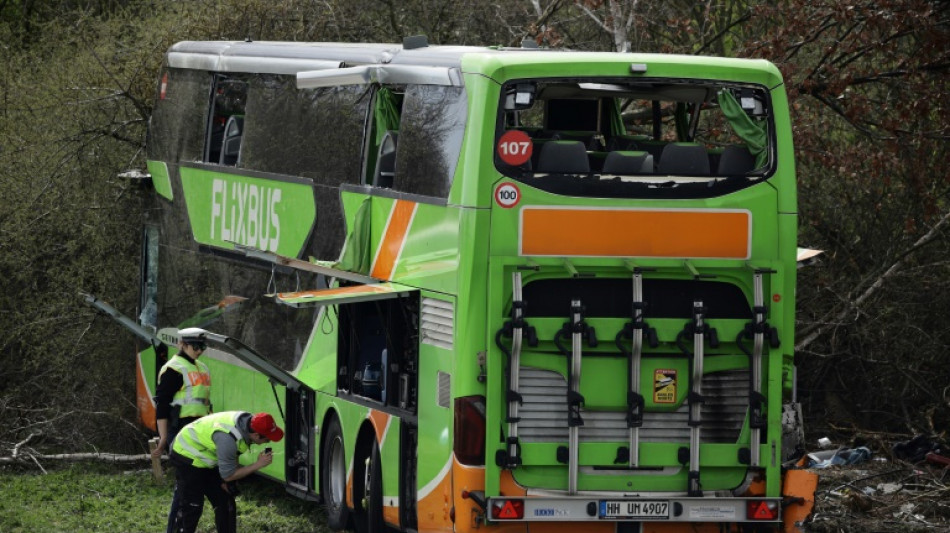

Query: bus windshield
left=494, top=78, right=773, bottom=199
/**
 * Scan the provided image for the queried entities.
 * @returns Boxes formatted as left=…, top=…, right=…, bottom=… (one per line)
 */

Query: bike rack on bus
left=613, top=268, right=659, bottom=468
left=494, top=271, right=538, bottom=470
left=737, top=266, right=781, bottom=468
left=674, top=300, right=719, bottom=497
left=551, top=300, right=597, bottom=495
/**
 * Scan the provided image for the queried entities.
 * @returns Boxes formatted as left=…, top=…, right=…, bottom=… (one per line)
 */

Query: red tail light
left=747, top=500, right=779, bottom=520
left=454, top=395, right=486, bottom=465
left=491, top=499, right=524, bottom=519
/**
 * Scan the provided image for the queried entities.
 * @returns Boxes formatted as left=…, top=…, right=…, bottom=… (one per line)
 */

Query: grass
left=0, top=461, right=330, bottom=532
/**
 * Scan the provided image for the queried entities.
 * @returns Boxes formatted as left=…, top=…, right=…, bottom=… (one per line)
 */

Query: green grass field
left=0, top=461, right=328, bottom=532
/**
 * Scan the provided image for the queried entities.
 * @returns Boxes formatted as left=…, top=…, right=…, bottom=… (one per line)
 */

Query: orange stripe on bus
left=371, top=200, right=416, bottom=280
left=499, top=470, right=526, bottom=496
left=383, top=505, right=400, bottom=528
left=643, top=524, right=725, bottom=533
left=533, top=524, right=614, bottom=533
left=417, top=457, right=453, bottom=532
left=346, top=470, right=354, bottom=509
left=136, top=353, right=156, bottom=431
left=278, top=284, right=390, bottom=299
left=368, top=410, right=390, bottom=444
left=521, top=208, right=750, bottom=259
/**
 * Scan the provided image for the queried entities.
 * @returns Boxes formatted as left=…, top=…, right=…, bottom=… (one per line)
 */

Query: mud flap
left=782, top=469, right=818, bottom=533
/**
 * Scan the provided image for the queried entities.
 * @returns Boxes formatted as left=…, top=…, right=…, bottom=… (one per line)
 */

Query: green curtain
left=718, top=91, right=768, bottom=168
left=374, top=87, right=401, bottom=144
left=334, top=197, right=372, bottom=275
left=608, top=98, right=625, bottom=136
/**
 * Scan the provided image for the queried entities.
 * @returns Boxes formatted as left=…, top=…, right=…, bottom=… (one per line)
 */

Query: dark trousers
left=165, top=416, right=200, bottom=533
left=171, top=455, right=236, bottom=533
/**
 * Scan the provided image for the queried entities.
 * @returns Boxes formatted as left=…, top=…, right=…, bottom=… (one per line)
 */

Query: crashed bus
left=98, top=39, right=818, bottom=532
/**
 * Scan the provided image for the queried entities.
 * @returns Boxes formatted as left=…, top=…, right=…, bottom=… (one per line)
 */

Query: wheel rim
left=363, top=455, right=372, bottom=504
left=329, top=435, right=345, bottom=507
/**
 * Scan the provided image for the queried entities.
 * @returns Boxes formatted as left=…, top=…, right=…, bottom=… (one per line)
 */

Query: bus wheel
left=353, top=438, right=385, bottom=533
left=367, top=441, right=385, bottom=533
left=322, top=417, right=350, bottom=530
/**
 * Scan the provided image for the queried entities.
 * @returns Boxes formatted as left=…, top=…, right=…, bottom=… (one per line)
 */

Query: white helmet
left=178, top=327, right=209, bottom=344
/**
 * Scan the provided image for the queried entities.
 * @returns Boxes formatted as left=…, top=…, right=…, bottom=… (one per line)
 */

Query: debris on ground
left=805, top=446, right=872, bottom=468
left=803, top=434, right=950, bottom=532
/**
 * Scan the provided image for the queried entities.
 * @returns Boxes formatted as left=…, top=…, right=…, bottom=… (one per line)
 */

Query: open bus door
left=83, top=293, right=318, bottom=498
left=82, top=293, right=170, bottom=431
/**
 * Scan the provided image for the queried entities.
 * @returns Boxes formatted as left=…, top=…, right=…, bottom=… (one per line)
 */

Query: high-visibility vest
left=171, top=411, right=250, bottom=468
left=159, top=354, right=211, bottom=418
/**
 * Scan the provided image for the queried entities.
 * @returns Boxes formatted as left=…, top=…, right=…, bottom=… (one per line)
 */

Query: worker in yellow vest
left=152, top=327, right=213, bottom=533
left=153, top=328, right=213, bottom=454
left=169, top=411, right=284, bottom=533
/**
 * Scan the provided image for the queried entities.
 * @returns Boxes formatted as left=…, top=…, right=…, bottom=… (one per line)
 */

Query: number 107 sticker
left=497, top=130, right=532, bottom=166
left=494, top=182, right=521, bottom=208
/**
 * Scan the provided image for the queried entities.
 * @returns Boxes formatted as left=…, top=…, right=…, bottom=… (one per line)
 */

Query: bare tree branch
left=695, top=9, right=751, bottom=55
left=0, top=451, right=154, bottom=466
left=512, top=0, right=568, bottom=46
left=12, top=432, right=39, bottom=459
left=797, top=208, right=950, bottom=354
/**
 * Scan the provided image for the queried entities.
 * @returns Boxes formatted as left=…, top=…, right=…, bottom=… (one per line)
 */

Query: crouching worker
left=169, top=411, right=284, bottom=533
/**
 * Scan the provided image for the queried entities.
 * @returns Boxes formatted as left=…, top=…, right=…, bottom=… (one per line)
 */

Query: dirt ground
left=802, top=456, right=950, bottom=532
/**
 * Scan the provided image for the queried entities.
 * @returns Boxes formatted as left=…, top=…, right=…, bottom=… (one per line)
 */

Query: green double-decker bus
left=131, top=39, right=816, bottom=533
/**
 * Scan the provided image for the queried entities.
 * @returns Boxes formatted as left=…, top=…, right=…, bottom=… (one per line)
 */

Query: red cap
left=249, top=413, right=284, bottom=442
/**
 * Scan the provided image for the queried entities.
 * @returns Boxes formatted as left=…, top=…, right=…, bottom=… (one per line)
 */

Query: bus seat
left=219, top=116, right=244, bottom=166
left=636, top=139, right=668, bottom=160
left=657, top=142, right=710, bottom=175
left=602, top=150, right=654, bottom=175
left=529, top=139, right=551, bottom=170
left=606, top=134, right=649, bottom=151
left=373, top=130, right=398, bottom=188
left=717, top=144, right=755, bottom=175
left=587, top=150, right=607, bottom=173
left=536, top=140, right=590, bottom=174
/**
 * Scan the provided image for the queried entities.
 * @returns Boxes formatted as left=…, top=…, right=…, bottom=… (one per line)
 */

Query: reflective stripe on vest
left=171, top=411, right=250, bottom=468
left=159, top=354, right=211, bottom=418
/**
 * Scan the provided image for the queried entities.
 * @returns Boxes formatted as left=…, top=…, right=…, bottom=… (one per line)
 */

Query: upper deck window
left=391, top=84, right=467, bottom=198
left=494, top=78, right=773, bottom=199
left=147, top=68, right=210, bottom=163
left=365, top=83, right=466, bottom=199
left=242, top=76, right=367, bottom=185
left=205, top=76, right=248, bottom=166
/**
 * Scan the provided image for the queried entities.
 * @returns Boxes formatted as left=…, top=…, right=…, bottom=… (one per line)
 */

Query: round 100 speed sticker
left=494, top=182, right=521, bottom=208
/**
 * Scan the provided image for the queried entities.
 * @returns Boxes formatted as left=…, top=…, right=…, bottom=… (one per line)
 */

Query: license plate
left=600, top=500, right=670, bottom=519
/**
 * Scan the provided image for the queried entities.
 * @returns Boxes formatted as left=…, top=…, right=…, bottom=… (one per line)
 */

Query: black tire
left=322, top=417, right=350, bottom=531
left=353, top=437, right=386, bottom=533
left=367, top=441, right=385, bottom=533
